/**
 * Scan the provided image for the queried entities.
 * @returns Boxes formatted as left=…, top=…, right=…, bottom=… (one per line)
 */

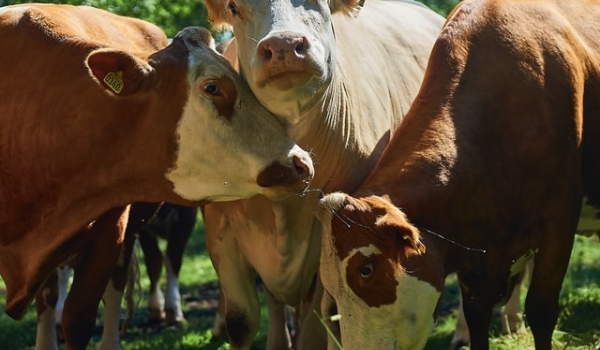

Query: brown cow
left=0, top=3, right=314, bottom=349
left=202, top=0, right=444, bottom=348
left=316, top=0, right=600, bottom=349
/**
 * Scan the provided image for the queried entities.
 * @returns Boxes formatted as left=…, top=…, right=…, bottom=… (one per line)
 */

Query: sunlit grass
left=2, top=206, right=600, bottom=349
left=424, top=202, right=600, bottom=350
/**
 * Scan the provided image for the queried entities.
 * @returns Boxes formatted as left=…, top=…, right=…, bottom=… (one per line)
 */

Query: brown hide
left=319, top=0, right=600, bottom=349
left=0, top=5, right=181, bottom=318
left=1, top=3, right=316, bottom=321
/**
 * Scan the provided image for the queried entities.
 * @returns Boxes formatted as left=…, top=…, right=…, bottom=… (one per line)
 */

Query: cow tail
left=120, top=243, right=142, bottom=336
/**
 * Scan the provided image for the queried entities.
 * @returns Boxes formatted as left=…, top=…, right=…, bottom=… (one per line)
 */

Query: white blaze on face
left=165, top=90, right=251, bottom=202
left=327, top=244, right=440, bottom=350
left=231, top=0, right=337, bottom=118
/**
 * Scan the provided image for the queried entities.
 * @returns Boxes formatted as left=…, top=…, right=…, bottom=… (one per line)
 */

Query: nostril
left=293, top=156, right=306, bottom=176
left=260, top=45, right=273, bottom=60
left=295, top=37, right=308, bottom=55
left=292, top=154, right=313, bottom=180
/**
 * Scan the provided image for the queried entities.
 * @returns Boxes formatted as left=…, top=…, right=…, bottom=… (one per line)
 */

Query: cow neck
left=352, top=94, right=465, bottom=248
left=292, top=69, right=397, bottom=194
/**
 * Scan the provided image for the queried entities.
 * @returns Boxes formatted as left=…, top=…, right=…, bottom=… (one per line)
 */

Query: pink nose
left=257, top=32, right=309, bottom=67
left=256, top=152, right=314, bottom=192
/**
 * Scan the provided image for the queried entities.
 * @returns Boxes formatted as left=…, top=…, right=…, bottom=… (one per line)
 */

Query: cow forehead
left=225, top=0, right=334, bottom=39
left=328, top=197, right=406, bottom=260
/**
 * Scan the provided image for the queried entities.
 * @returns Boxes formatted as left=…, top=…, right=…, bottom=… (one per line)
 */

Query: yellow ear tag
left=103, top=71, right=124, bottom=94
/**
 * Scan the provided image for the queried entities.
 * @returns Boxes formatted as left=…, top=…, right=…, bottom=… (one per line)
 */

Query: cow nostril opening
left=295, top=37, right=308, bottom=55
left=292, top=155, right=308, bottom=178
left=260, top=45, right=273, bottom=60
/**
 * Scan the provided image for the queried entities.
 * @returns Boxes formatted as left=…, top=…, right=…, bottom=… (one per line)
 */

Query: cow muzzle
left=256, top=148, right=314, bottom=195
left=254, top=31, right=320, bottom=89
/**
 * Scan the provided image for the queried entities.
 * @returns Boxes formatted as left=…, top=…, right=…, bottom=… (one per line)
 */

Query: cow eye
left=203, top=81, right=220, bottom=95
left=359, top=263, right=373, bottom=278
left=227, top=1, right=239, bottom=15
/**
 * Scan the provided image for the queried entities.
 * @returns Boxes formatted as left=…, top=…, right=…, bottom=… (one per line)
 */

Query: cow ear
left=398, top=225, right=426, bottom=256
left=86, top=49, right=154, bottom=96
left=329, top=0, right=364, bottom=16
left=204, top=0, right=232, bottom=29
left=317, top=192, right=348, bottom=222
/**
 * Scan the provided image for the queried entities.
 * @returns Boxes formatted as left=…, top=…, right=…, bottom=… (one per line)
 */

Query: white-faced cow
left=0, top=3, right=314, bottom=350
left=202, top=0, right=444, bottom=348
left=316, top=0, right=600, bottom=349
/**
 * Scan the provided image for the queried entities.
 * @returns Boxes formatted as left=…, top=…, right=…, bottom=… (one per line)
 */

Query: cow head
left=205, top=0, right=364, bottom=120
left=316, top=192, right=442, bottom=350
left=85, top=27, right=314, bottom=202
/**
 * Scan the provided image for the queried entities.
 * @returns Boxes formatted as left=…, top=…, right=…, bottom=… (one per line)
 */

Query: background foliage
left=0, top=0, right=460, bottom=37
left=0, top=0, right=210, bottom=37
left=4, top=0, right=597, bottom=348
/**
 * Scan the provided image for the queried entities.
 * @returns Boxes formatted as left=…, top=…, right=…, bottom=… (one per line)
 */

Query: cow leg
left=208, top=245, right=260, bottom=348
left=457, top=275, right=494, bottom=350
left=204, top=205, right=261, bottom=349
left=212, top=287, right=228, bottom=338
left=139, top=230, right=165, bottom=323
left=54, top=265, right=72, bottom=342
left=526, top=235, right=574, bottom=350
left=35, top=270, right=59, bottom=350
left=97, top=225, right=137, bottom=350
left=218, top=268, right=261, bottom=350
left=97, top=279, right=123, bottom=350
left=224, top=288, right=261, bottom=349
left=164, top=257, right=184, bottom=324
left=451, top=261, right=530, bottom=350
left=263, top=286, right=292, bottom=350
left=294, top=275, right=327, bottom=350
left=62, top=207, right=128, bottom=350
left=449, top=295, right=470, bottom=350
left=501, top=261, right=532, bottom=335
left=164, top=206, right=196, bottom=324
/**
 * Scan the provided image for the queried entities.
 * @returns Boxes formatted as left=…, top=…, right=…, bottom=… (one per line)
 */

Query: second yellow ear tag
left=103, top=71, right=124, bottom=94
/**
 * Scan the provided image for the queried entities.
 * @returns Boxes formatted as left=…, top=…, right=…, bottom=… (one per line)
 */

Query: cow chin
left=252, top=61, right=330, bottom=93
left=258, top=71, right=316, bottom=91
left=259, top=186, right=305, bottom=201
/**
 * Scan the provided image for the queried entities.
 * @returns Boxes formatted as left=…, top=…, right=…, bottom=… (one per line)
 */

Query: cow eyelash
left=227, top=1, right=239, bottom=15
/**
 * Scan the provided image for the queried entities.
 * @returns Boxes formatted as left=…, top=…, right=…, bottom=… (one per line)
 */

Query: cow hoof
left=147, top=308, right=166, bottom=323
left=55, top=324, right=65, bottom=343
left=449, top=339, right=469, bottom=350
left=211, top=323, right=229, bottom=339
left=166, top=309, right=186, bottom=325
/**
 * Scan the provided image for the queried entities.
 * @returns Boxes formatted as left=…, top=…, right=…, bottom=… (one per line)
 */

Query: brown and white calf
left=0, top=4, right=313, bottom=350
left=316, top=0, right=600, bottom=349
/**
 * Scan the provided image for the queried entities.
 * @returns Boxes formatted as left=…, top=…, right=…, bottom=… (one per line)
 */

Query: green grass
left=2, top=204, right=600, bottom=349
left=424, top=201, right=600, bottom=349
left=0, top=216, right=269, bottom=350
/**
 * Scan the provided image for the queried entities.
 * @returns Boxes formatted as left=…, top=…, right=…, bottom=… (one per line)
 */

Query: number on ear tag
left=103, top=71, right=124, bottom=94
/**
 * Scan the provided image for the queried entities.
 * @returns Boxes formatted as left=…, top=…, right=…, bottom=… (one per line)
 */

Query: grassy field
left=1, top=204, right=600, bottom=349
